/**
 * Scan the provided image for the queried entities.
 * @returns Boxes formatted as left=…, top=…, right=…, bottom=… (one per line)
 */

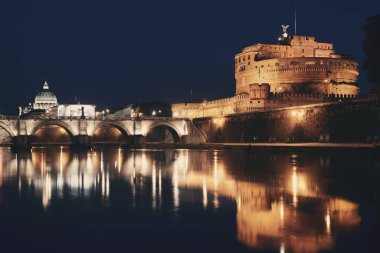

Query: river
left=0, top=147, right=379, bottom=253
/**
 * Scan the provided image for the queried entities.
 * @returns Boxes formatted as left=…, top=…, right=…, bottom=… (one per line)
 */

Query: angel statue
left=282, top=25, right=290, bottom=38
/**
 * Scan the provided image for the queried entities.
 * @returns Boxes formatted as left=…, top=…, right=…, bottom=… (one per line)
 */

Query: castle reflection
left=0, top=147, right=360, bottom=253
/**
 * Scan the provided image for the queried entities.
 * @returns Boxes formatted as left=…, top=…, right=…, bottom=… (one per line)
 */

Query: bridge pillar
left=73, top=134, right=91, bottom=149
left=79, top=120, right=88, bottom=135
left=180, top=135, right=190, bottom=144
left=131, top=135, right=146, bottom=145
left=12, top=135, right=31, bottom=150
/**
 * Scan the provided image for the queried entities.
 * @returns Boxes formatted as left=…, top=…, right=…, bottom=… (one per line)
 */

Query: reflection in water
left=0, top=147, right=363, bottom=253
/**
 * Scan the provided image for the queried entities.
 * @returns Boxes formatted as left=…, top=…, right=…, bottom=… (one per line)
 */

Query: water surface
left=0, top=147, right=379, bottom=253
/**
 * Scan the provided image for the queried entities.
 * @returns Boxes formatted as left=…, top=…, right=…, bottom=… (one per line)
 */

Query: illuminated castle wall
left=235, top=35, right=359, bottom=95
left=172, top=32, right=361, bottom=119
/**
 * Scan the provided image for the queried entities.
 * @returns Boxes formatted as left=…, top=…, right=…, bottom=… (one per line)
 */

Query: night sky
left=0, top=0, right=379, bottom=113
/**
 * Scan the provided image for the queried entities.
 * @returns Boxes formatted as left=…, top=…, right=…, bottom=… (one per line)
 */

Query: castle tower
left=234, top=29, right=359, bottom=96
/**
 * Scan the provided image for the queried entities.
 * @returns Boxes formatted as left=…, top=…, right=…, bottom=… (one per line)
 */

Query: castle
left=172, top=27, right=360, bottom=118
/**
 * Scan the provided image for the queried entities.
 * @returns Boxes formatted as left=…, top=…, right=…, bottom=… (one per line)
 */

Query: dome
left=35, top=90, right=58, bottom=103
left=33, top=81, right=58, bottom=110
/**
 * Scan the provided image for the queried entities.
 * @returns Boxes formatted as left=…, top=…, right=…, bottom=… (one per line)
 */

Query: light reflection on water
left=0, top=147, right=369, bottom=252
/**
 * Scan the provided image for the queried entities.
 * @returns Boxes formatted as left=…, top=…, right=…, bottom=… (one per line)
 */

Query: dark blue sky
left=0, top=0, right=379, bottom=113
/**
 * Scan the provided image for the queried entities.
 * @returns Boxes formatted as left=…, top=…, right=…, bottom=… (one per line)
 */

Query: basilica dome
left=33, top=81, right=58, bottom=110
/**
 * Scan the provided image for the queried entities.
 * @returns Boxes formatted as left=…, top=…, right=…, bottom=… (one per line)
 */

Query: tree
left=363, top=14, right=380, bottom=92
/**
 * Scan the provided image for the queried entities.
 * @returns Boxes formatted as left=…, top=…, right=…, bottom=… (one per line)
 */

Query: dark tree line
left=363, top=14, right=380, bottom=92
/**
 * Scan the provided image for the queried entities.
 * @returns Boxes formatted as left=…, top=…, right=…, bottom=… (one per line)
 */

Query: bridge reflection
left=0, top=147, right=360, bottom=253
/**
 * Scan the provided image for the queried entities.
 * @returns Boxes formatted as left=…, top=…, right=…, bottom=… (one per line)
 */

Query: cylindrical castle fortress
left=235, top=35, right=359, bottom=96
left=171, top=32, right=363, bottom=119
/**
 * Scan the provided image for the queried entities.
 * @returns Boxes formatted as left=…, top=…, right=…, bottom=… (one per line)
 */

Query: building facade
left=56, top=104, right=96, bottom=119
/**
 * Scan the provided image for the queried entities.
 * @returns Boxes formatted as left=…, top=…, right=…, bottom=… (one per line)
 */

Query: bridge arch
left=0, top=124, right=13, bottom=144
left=31, top=121, right=75, bottom=145
left=0, top=121, right=15, bottom=136
left=91, top=122, right=130, bottom=144
left=145, top=122, right=182, bottom=143
left=31, top=120, right=76, bottom=136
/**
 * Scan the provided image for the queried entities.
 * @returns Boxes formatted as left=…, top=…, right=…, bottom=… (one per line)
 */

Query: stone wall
left=193, top=99, right=380, bottom=143
left=172, top=92, right=375, bottom=119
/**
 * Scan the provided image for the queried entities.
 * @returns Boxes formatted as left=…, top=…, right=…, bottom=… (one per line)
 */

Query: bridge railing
left=0, top=115, right=19, bottom=120
left=0, top=115, right=188, bottom=121
left=127, top=116, right=188, bottom=121
left=98, top=115, right=187, bottom=121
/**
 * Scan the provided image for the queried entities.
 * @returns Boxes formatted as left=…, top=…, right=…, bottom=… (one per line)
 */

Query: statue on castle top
left=282, top=25, right=290, bottom=38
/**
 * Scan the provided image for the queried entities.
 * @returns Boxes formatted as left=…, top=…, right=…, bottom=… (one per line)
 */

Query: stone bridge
left=0, top=116, right=203, bottom=147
